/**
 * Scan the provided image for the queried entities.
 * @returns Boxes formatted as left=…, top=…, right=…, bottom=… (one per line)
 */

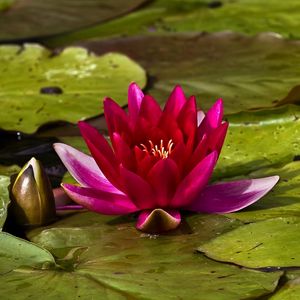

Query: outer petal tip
left=136, top=209, right=181, bottom=234
left=185, top=175, right=280, bottom=214
left=128, top=82, right=144, bottom=120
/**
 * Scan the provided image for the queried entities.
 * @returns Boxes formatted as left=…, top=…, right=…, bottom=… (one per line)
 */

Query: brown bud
left=10, top=158, right=56, bottom=227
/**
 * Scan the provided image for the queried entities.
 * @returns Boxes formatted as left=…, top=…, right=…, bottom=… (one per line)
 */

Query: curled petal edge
left=62, top=183, right=138, bottom=215
left=136, top=209, right=181, bottom=233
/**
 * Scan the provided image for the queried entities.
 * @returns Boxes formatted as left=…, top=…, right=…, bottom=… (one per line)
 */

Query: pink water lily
left=54, top=83, right=279, bottom=233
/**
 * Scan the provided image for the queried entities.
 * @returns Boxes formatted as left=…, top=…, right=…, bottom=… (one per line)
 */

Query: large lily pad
left=199, top=217, right=300, bottom=268
left=0, top=0, right=147, bottom=42
left=0, top=44, right=146, bottom=133
left=77, top=33, right=300, bottom=114
left=214, top=105, right=300, bottom=179
left=44, top=0, right=300, bottom=46
left=0, top=176, right=10, bottom=230
left=0, top=212, right=282, bottom=299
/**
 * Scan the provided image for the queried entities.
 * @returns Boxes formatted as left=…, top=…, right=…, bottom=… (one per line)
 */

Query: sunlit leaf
left=199, top=217, right=300, bottom=268
left=0, top=44, right=146, bottom=133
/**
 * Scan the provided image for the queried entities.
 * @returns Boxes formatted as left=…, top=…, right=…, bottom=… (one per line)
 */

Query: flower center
left=140, top=139, right=174, bottom=159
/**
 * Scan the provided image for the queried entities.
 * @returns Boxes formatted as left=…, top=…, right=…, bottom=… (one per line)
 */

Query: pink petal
left=205, top=98, right=224, bottom=129
left=78, top=121, right=121, bottom=190
left=62, top=183, right=138, bottom=215
left=208, top=122, right=229, bottom=155
left=172, top=151, right=218, bottom=207
left=186, top=134, right=208, bottom=172
left=138, top=94, right=162, bottom=126
left=136, top=209, right=181, bottom=233
left=147, top=158, right=180, bottom=208
left=185, top=176, right=280, bottom=213
left=198, top=99, right=224, bottom=138
left=128, top=82, right=144, bottom=122
left=104, top=97, right=132, bottom=142
left=163, top=85, right=186, bottom=117
left=54, top=143, right=123, bottom=194
left=158, top=112, right=184, bottom=145
left=177, top=96, right=197, bottom=152
left=112, top=133, right=136, bottom=170
left=120, top=165, right=155, bottom=210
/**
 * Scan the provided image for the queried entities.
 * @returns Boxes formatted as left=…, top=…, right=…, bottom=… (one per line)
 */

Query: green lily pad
left=0, top=164, right=19, bottom=177
left=0, top=232, right=55, bottom=275
left=0, top=44, right=146, bottom=133
left=0, top=212, right=282, bottom=299
left=0, top=176, right=10, bottom=230
left=0, top=0, right=147, bottom=42
left=77, top=33, right=300, bottom=114
left=44, top=0, right=300, bottom=46
left=223, top=161, right=300, bottom=222
left=214, top=105, right=300, bottom=179
left=268, top=276, right=300, bottom=300
left=268, top=270, right=300, bottom=300
left=199, top=217, right=300, bottom=268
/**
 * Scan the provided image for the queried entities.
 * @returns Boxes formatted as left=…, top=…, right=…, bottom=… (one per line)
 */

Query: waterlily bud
left=10, top=157, right=56, bottom=226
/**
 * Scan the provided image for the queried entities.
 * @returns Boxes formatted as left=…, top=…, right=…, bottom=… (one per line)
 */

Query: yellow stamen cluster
left=141, top=139, right=174, bottom=159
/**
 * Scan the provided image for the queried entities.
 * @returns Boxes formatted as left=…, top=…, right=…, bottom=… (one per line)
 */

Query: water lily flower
left=54, top=83, right=279, bottom=233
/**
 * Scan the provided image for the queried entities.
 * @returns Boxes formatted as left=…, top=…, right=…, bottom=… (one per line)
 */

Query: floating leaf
left=0, top=176, right=10, bottom=230
left=0, top=44, right=146, bottom=133
left=0, top=232, right=55, bottom=275
left=199, top=217, right=300, bottom=268
left=0, top=0, right=147, bottom=41
left=269, top=270, right=300, bottom=300
left=214, top=105, right=300, bottom=179
left=0, top=164, right=20, bottom=177
left=77, top=33, right=300, bottom=114
left=45, top=0, right=300, bottom=46
left=0, top=212, right=282, bottom=299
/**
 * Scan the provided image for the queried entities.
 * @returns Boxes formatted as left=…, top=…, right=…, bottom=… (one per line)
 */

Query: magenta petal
left=163, top=85, right=186, bottom=117
left=78, top=121, right=117, bottom=165
left=205, top=98, right=224, bottom=129
left=112, top=133, right=136, bottom=170
left=172, top=151, right=218, bottom=207
left=138, top=95, right=162, bottom=126
left=62, top=183, right=138, bottom=215
left=198, top=99, right=224, bottom=139
left=104, top=97, right=131, bottom=140
left=147, top=158, right=180, bottom=208
left=120, top=165, right=155, bottom=210
left=128, top=82, right=144, bottom=122
left=78, top=121, right=121, bottom=189
left=54, top=143, right=123, bottom=194
left=136, top=209, right=181, bottom=233
left=208, top=122, right=228, bottom=155
left=185, top=176, right=280, bottom=213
